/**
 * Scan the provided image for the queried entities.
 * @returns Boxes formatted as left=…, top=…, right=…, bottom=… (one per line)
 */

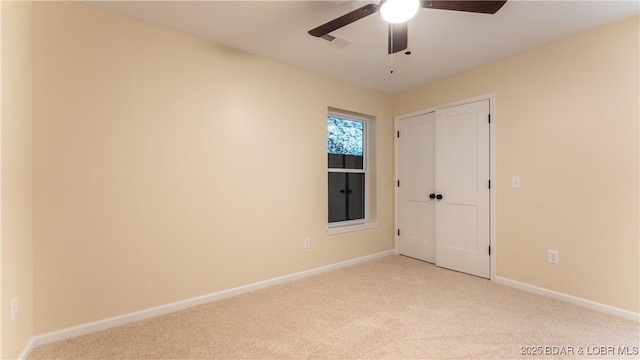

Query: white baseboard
left=493, top=276, right=640, bottom=322
left=18, top=337, right=35, bottom=360
left=32, top=250, right=395, bottom=348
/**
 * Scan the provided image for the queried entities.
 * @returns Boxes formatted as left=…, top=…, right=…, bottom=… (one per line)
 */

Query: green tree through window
left=327, top=117, right=363, bottom=156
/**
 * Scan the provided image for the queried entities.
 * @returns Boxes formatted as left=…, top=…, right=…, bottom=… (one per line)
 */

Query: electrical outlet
left=304, top=237, right=310, bottom=249
left=11, top=297, right=17, bottom=321
left=548, top=250, right=559, bottom=264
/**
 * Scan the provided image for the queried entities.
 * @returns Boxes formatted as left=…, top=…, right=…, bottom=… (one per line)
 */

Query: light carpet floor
left=28, top=255, right=639, bottom=359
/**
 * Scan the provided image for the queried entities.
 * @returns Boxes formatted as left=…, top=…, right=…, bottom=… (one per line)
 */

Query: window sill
left=327, top=221, right=378, bottom=235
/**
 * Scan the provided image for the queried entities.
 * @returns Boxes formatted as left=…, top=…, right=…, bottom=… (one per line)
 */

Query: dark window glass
left=328, top=173, right=365, bottom=223
left=327, top=154, right=363, bottom=170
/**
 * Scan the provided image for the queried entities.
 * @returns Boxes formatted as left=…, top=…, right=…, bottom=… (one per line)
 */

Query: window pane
left=328, top=172, right=347, bottom=223
left=328, top=116, right=364, bottom=169
left=346, top=173, right=365, bottom=220
left=328, top=172, right=365, bottom=223
left=327, top=153, right=344, bottom=169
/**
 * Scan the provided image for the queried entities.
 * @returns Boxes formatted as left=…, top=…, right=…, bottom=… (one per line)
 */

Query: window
left=328, top=114, right=367, bottom=224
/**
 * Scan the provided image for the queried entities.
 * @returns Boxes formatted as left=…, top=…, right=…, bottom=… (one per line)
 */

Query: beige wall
left=32, top=2, right=394, bottom=334
left=1, top=1, right=34, bottom=358
left=27, top=1, right=640, bottom=338
left=394, top=16, right=639, bottom=313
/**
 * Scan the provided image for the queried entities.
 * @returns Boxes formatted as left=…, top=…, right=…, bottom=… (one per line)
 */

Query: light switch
left=512, top=176, right=521, bottom=189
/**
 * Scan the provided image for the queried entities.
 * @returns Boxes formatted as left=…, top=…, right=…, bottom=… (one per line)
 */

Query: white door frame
left=394, top=92, right=497, bottom=279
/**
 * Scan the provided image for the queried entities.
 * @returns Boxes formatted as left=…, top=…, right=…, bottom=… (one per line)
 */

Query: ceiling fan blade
left=309, top=3, right=379, bottom=37
left=388, top=22, right=408, bottom=54
left=421, top=1, right=507, bottom=14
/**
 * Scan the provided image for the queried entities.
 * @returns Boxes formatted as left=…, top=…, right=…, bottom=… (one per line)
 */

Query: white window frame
left=327, top=111, right=375, bottom=234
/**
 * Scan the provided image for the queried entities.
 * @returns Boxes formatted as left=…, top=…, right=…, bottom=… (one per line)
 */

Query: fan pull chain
left=390, top=54, right=394, bottom=74
left=390, top=24, right=394, bottom=74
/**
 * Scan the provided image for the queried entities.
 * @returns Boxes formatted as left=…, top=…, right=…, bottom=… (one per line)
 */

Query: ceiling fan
left=308, top=0, right=507, bottom=54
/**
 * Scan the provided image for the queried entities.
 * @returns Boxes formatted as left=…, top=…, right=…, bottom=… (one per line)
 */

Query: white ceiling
left=86, top=1, right=639, bottom=95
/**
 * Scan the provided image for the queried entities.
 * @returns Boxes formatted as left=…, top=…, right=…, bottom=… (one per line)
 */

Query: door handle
left=429, top=193, right=436, bottom=199
left=436, top=194, right=443, bottom=200
left=340, top=189, right=345, bottom=193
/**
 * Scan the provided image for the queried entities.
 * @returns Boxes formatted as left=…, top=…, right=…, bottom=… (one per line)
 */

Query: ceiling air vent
left=319, top=34, right=352, bottom=49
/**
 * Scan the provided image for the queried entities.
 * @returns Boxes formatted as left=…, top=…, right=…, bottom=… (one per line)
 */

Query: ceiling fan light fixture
left=379, top=0, right=420, bottom=24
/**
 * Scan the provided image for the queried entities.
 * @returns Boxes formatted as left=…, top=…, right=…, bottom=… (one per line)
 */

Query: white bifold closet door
left=397, top=100, right=490, bottom=278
